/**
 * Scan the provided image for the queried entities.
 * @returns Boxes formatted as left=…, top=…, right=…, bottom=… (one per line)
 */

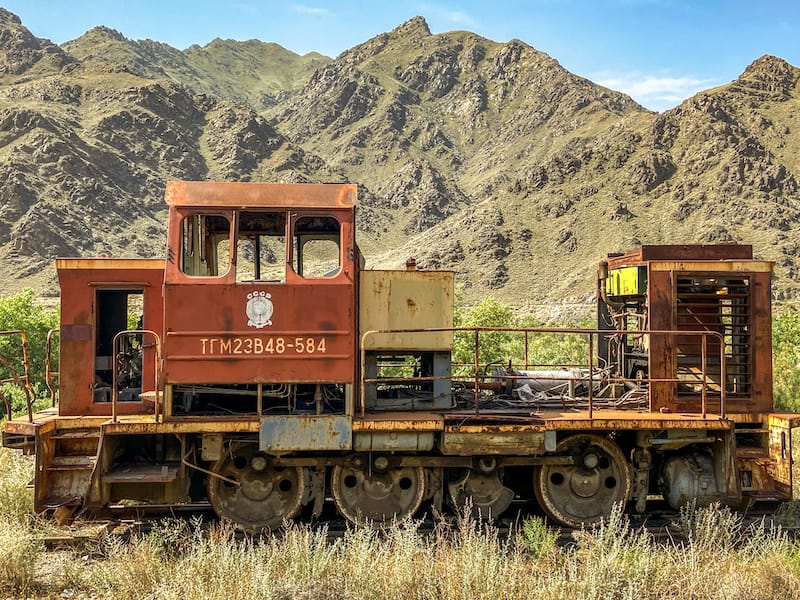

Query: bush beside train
left=2, top=181, right=798, bottom=531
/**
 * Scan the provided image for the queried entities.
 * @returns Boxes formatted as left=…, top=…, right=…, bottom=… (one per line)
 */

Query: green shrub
left=453, top=297, right=516, bottom=367
left=452, top=297, right=590, bottom=373
left=520, top=515, right=558, bottom=559
left=0, top=289, right=59, bottom=417
left=774, top=309, right=800, bottom=410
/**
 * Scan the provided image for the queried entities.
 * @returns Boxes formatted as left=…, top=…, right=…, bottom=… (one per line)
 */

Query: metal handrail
left=0, top=330, right=35, bottom=422
left=111, top=329, right=162, bottom=423
left=360, top=327, right=727, bottom=419
left=45, top=329, right=59, bottom=408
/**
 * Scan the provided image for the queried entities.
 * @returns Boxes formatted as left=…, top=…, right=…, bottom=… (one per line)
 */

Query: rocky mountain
left=1, top=8, right=799, bottom=317
left=61, top=26, right=329, bottom=109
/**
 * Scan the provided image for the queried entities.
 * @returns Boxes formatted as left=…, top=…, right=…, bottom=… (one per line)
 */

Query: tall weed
left=0, top=497, right=797, bottom=599
left=0, top=515, right=42, bottom=596
left=0, top=446, right=34, bottom=521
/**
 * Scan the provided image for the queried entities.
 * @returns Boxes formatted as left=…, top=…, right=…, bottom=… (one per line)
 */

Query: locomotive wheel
left=331, top=463, right=426, bottom=527
left=207, top=445, right=308, bottom=532
left=447, top=469, right=514, bottom=520
left=533, top=434, right=631, bottom=527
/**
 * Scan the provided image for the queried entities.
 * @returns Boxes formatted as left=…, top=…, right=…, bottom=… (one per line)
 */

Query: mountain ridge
left=0, top=11, right=799, bottom=318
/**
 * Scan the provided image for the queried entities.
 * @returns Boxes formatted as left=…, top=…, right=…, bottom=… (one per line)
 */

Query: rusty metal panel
left=102, top=418, right=261, bottom=435
left=352, top=413, right=444, bottom=432
left=649, top=260, right=772, bottom=273
left=3, top=419, right=40, bottom=436
left=444, top=423, right=546, bottom=433
left=360, top=270, right=454, bottom=351
left=440, top=431, right=546, bottom=456
left=769, top=413, right=800, bottom=428
left=56, top=260, right=164, bottom=417
left=647, top=269, right=674, bottom=412
left=737, top=458, right=777, bottom=496
left=260, top=415, right=352, bottom=452
left=201, top=433, right=224, bottom=461
left=165, top=181, right=357, bottom=209
left=751, top=271, right=774, bottom=411
left=55, top=258, right=165, bottom=271
left=767, top=414, right=795, bottom=498
left=606, top=245, right=754, bottom=270
left=60, top=325, right=92, bottom=341
left=163, top=283, right=355, bottom=384
left=354, top=431, right=434, bottom=451
left=541, top=410, right=733, bottom=430
left=639, top=245, right=754, bottom=261
left=713, top=430, right=742, bottom=505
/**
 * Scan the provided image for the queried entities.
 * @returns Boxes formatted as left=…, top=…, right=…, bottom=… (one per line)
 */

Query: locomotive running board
left=260, top=415, right=352, bottom=453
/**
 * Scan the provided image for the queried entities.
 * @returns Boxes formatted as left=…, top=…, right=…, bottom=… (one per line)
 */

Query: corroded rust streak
left=440, top=431, right=546, bottom=456
left=353, top=417, right=443, bottom=432
left=102, top=420, right=261, bottom=435
left=444, top=424, right=545, bottom=433
left=544, top=418, right=732, bottom=430
left=607, top=245, right=754, bottom=267
left=649, top=260, right=773, bottom=273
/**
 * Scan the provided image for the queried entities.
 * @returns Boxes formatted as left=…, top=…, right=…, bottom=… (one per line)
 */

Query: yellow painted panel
left=359, top=270, right=454, bottom=350
left=607, top=266, right=646, bottom=296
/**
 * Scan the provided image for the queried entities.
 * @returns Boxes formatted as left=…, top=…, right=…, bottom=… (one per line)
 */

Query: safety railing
left=360, top=327, right=727, bottom=419
left=0, top=331, right=36, bottom=422
left=111, top=329, right=162, bottom=423
left=45, top=329, right=59, bottom=408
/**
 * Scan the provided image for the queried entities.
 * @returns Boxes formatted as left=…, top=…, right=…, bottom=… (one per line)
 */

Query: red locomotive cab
left=161, top=182, right=358, bottom=441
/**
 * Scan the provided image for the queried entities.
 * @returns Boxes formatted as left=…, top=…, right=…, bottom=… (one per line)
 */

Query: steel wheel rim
left=207, top=445, right=307, bottom=532
left=534, top=434, right=631, bottom=527
left=331, top=464, right=426, bottom=526
left=448, top=469, right=514, bottom=520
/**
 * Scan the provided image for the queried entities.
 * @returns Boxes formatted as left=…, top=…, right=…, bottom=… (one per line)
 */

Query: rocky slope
left=61, top=26, right=329, bottom=109
left=1, top=9, right=799, bottom=317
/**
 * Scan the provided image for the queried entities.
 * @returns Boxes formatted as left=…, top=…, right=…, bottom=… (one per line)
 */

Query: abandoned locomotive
left=2, top=181, right=797, bottom=530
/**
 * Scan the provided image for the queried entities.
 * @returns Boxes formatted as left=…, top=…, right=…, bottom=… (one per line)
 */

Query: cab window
left=236, top=212, right=287, bottom=282
left=180, top=214, right=231, bottom=277
left=293, top=216, right=341, bottom=278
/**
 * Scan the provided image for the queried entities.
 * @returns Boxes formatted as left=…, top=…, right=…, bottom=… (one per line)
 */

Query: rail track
left=40, top=499, right=797, bottom=551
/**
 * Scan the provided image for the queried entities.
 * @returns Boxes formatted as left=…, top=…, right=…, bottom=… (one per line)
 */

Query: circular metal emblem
left=246, top=291, right=273, bottom=329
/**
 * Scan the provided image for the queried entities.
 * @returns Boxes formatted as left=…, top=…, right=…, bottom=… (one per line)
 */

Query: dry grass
left=48, top=505, right=800, bottom=600
left=0, top=446, right=42, bottom=597
left=2, top=444, right=800, bottom=599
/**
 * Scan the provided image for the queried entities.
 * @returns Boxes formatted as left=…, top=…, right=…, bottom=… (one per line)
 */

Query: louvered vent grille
left=675, top=276, right=751, bottom=396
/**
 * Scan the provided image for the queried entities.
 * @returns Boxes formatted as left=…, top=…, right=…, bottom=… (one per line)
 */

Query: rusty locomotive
left=2, top=181, right=798, bottom=530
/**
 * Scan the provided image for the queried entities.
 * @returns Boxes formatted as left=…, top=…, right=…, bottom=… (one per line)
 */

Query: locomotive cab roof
left=164, top=180, right=357, bottom=210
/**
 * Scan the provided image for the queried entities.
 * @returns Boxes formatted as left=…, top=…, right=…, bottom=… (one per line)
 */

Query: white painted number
left=200, top=336, right=328, bottom=355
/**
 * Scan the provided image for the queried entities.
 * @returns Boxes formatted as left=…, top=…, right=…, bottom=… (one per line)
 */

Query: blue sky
left=3, top=1, right=799, bottom=112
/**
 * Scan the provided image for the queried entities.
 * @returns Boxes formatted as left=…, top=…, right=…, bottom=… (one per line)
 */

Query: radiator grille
left=675, top=276, right=751, bottom=396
